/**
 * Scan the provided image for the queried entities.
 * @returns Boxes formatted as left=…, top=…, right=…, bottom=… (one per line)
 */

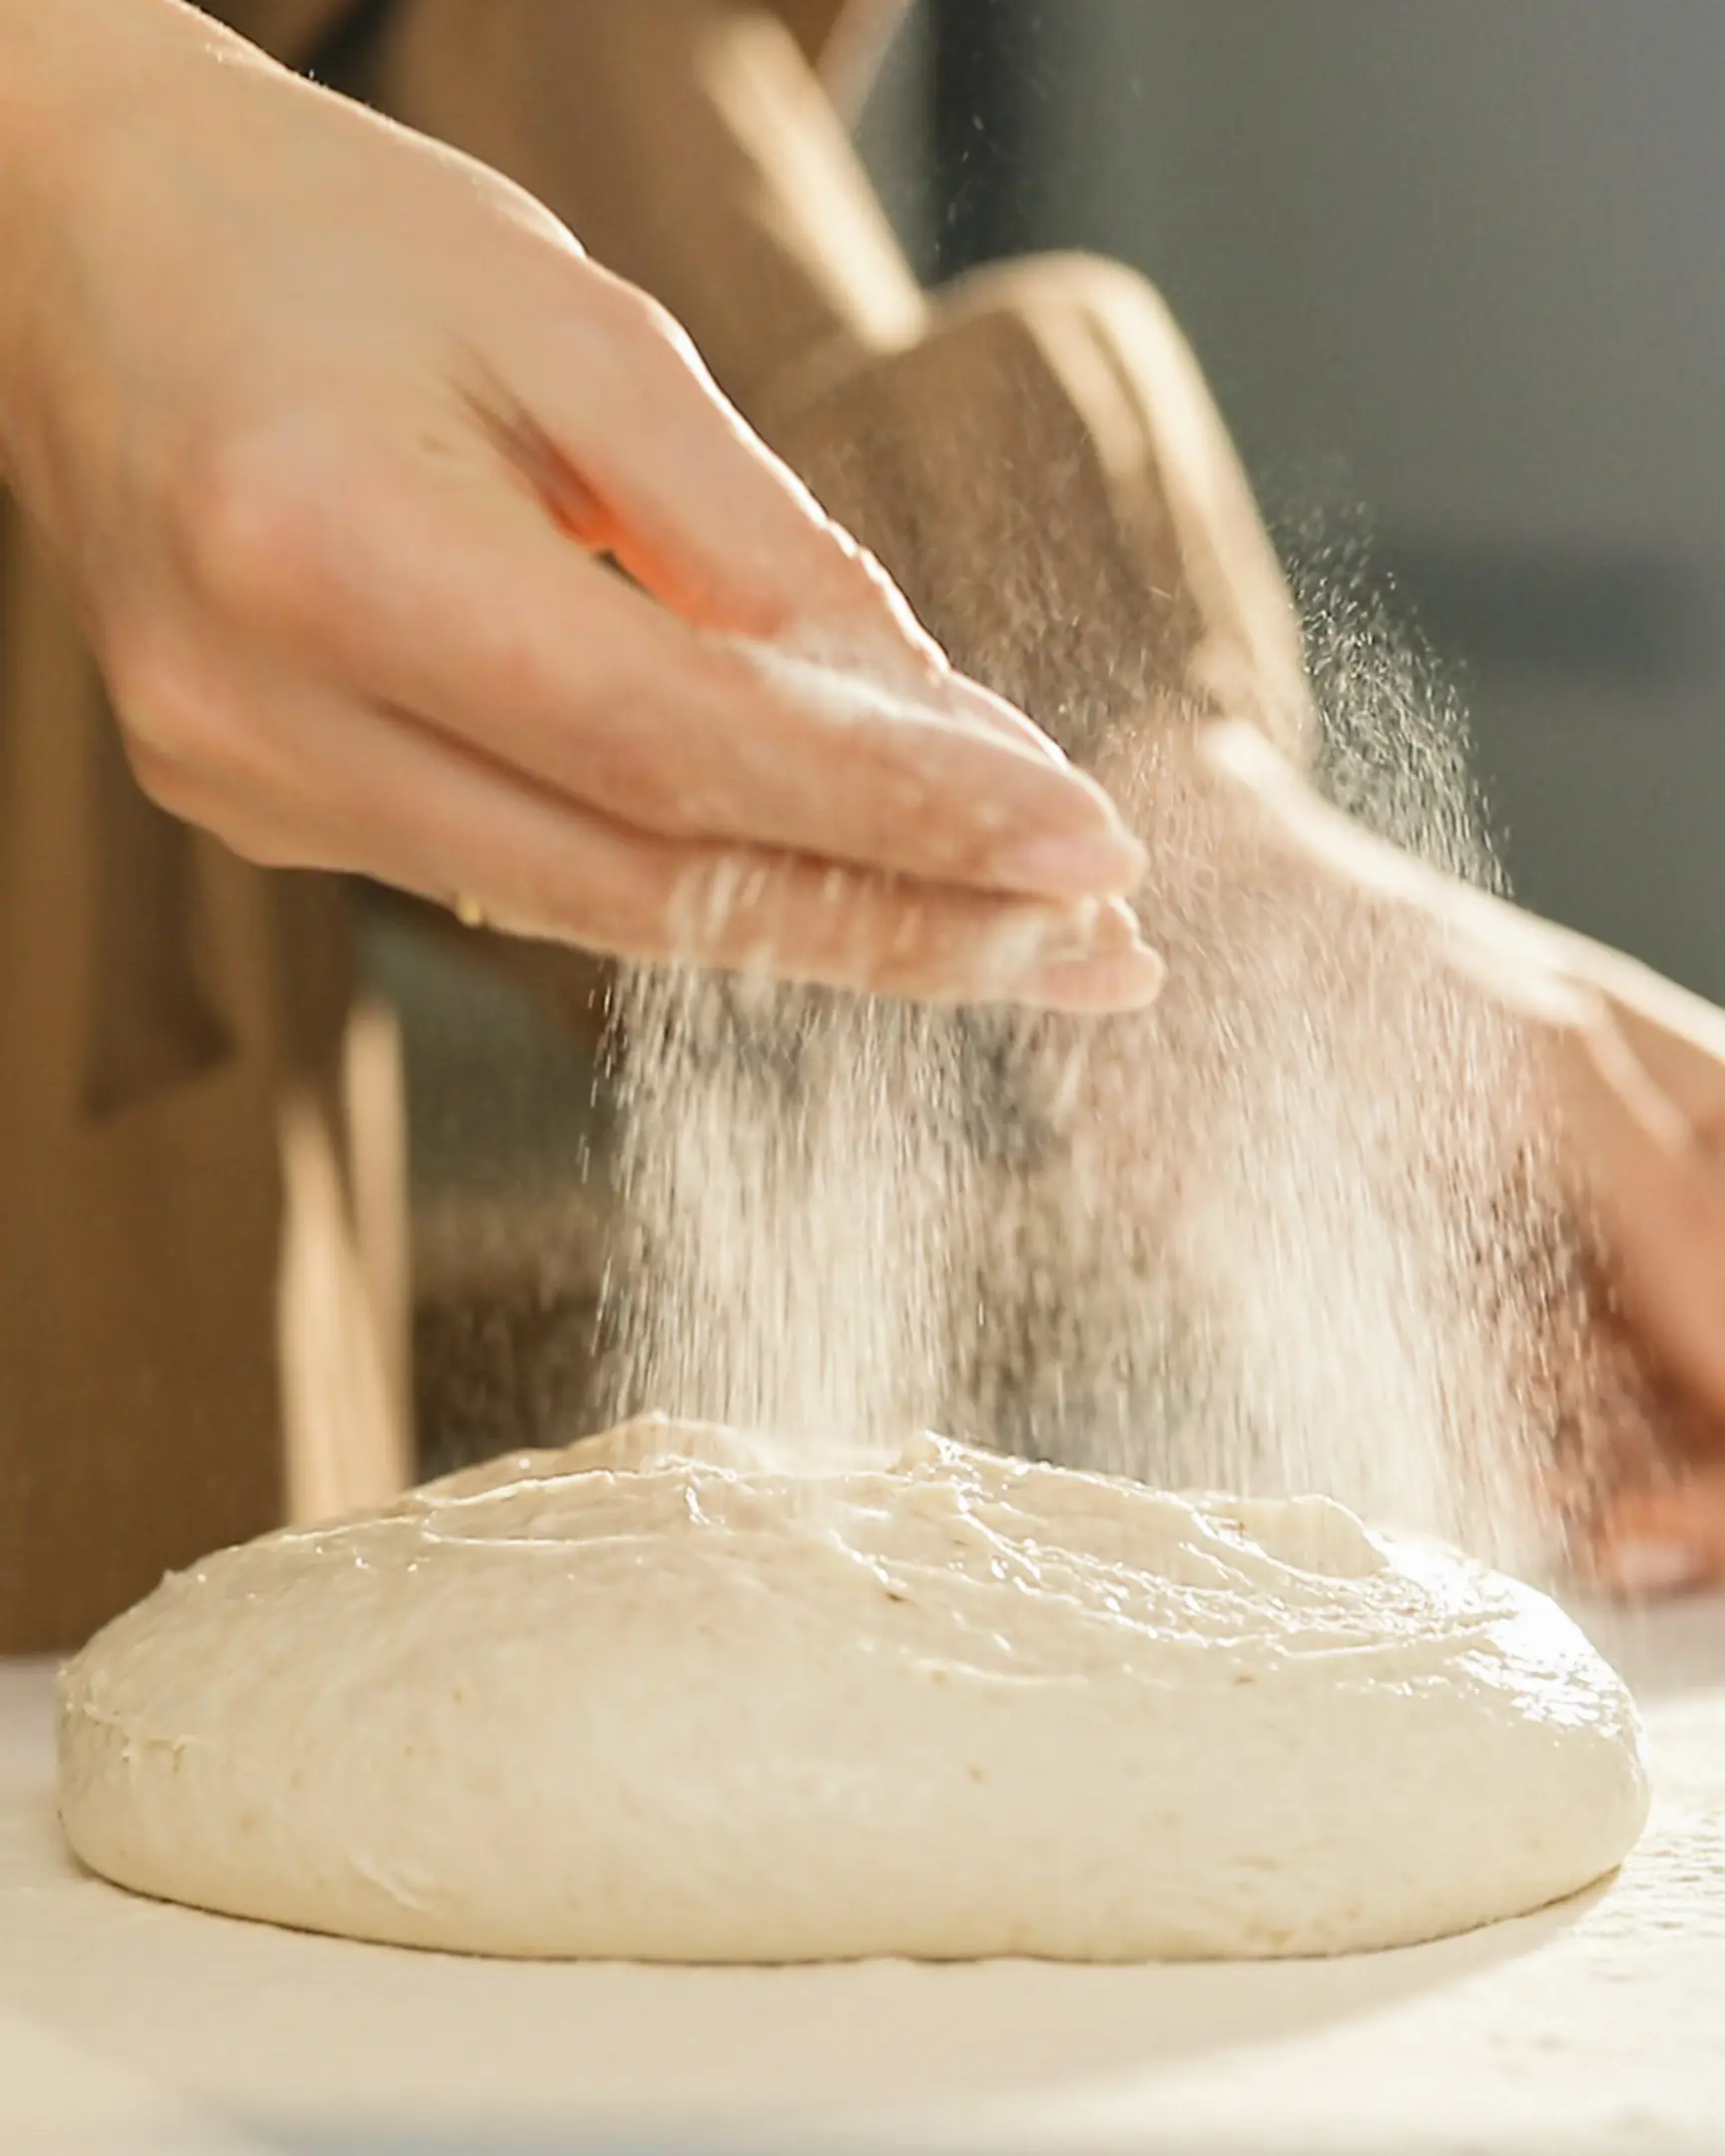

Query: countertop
left=3, top=1596, right=1722, bottom=2156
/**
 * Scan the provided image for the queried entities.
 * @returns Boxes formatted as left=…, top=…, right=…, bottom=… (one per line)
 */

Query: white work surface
left=3, top=1600, right=1723, bottom=2156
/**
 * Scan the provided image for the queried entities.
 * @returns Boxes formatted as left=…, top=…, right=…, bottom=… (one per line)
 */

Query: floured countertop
left=3, top=1595, right=1723, bottom=2155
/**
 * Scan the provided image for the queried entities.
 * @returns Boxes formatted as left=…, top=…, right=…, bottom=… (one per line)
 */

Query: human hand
left=0, top=0, right=1158, bottom=1011
left=1202, top=720, right=1725, bottom=1594
left=1529, top=963, right=1725, bottom=1591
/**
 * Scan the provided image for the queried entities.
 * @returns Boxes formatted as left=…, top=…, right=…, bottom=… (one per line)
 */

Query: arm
left=0, top=0, right=1156, bottom=1011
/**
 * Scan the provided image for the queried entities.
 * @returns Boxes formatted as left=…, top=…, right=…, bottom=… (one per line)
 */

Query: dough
left=58, top=1420, right=1648, bottom=1961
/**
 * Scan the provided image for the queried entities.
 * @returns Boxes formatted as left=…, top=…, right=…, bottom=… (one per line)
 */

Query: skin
left=1205, top=723, right=1725, bottom=1595
left=0, top=0, right=1162, bottom=1012
left=2, top=7, right=1716, bottom=1587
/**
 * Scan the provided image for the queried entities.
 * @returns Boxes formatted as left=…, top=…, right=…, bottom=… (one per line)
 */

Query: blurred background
left=863, top=0, right=1725, bottom=994
left=387, top=0, right=1725, bottom=1461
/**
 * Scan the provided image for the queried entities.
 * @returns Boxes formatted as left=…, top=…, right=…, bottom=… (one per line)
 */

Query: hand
left=1202, top=721, right=1725, bottom=1594
left=0, top=0, right=1159, bottom=1011
left=1534, top=972, right=1725, bottom=1591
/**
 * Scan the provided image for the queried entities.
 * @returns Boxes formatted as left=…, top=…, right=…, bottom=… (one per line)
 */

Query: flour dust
left=598, top=548, right=1632, bottom=1569
left=598, top=971, right=961, bottom=1468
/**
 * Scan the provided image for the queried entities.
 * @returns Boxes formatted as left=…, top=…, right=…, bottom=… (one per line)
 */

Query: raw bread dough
left=58, top=1420, right=1648, bottom=1961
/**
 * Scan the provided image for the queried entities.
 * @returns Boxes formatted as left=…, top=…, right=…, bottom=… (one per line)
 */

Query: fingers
left=398, top=524, right=1149, bottom=900
left=1013, top=939, right=1167, bottom=1012
left=151, top=679, right=1163, bottom=1010
left=220, top=433, right=1147, bottom=907
left=488, top=269, right=1091, bottom=795
left=490, top=269, right=1080, bottom=765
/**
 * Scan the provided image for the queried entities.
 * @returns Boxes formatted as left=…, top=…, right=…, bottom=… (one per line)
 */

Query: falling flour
left=55, top=570, right=1659, bottom=1966
left=599, top=562, right=1629, bottom=1570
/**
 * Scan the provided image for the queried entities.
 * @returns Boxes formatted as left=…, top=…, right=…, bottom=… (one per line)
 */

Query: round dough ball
left=58, top=1420, right=1648, bottom=1961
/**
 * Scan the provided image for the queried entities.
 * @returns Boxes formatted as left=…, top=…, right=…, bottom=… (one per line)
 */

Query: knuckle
left=581, top=267, right=708, bottom=387
left=122, top=736, right=202, bottom=819
left=107, top=630, right=237, bottom=781
left=174, top=422, right=347, bottom=637
left=597, top=274, right=683, bottom=356
left=122, top=737, right=288, bottom=872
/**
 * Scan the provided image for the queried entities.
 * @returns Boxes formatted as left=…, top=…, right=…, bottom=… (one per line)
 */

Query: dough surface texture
left=58, top=1420, right=1648, bottom=1961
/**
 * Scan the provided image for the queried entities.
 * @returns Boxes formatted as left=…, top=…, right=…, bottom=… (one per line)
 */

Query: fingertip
left=1007, top=940, right=1167, bottom=1015
left=935, top=671, right=1072, bottom=768
left=718, top=636, right=1144, bottom=898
